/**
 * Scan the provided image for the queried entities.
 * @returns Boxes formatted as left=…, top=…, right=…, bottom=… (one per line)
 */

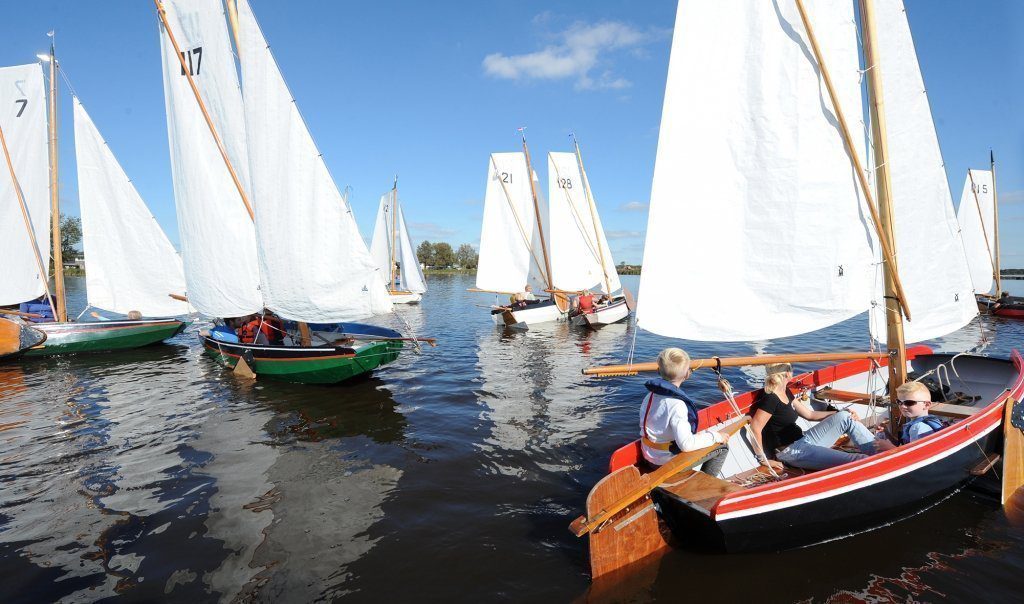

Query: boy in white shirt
left=639, top=348, right=732, bottom=476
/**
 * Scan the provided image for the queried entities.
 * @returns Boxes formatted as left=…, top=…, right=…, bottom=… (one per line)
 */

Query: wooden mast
left=572, top=134, right=612, bottom=295
left=389, top=176, right=399, bottom=294
left=47, top=42, right=67, bottom=322
left=992, top=150, right=1002, bottom=295
left=520, top=129, right=553, bottom=290
left=859, top=0, right=908, bottom=406
left=0, top=123, right=57, bottom=316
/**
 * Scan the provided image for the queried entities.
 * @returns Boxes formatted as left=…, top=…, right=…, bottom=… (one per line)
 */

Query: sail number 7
left=180, top=47, right=203, bottom=76
left=14, top=99, right=26, bottom=117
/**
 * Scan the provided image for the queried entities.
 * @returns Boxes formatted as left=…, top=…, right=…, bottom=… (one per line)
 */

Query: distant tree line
left=416, top=241, right=478, bottom=269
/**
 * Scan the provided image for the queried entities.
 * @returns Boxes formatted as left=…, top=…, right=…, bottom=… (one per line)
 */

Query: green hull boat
left=24, top=319, right=188, bottom=356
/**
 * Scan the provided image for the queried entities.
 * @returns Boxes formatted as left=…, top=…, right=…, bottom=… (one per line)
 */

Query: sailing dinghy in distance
left=956, top=158, right=1024, bottom=318
left=0, top=57, right=187, bottom=357
left=547, top=137, right=632, bottom=329
left=474, top=140, right=568, bottom=328
left=156, top=0, right=431, bottom=384
left=370, top=180, right=427, bottom=304
left=571, top=0, right=1023, bottom=580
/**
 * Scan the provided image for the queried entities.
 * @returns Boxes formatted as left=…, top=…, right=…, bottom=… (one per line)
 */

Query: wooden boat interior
left=655, top=352, right=1020, bottom=514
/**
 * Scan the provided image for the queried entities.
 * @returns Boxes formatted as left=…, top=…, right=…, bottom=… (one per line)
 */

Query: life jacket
left=641, top=379, right=700, bottom=451
left=260, top=315, right=284, bottom=344
left=578, top=294, right=595, bottom=313
left=237, top=319, right=262, bottom=344
left=899, top=415, right=945, bottom=444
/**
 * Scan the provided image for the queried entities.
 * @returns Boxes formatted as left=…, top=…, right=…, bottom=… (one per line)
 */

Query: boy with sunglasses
left=875, top=382, right=945, bottom=452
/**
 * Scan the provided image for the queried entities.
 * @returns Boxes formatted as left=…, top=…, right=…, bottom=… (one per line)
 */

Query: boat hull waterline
left=389, top=291, right=423, bottom=305
left=201, top=336, right=403, bottom=384
left=25, top=319, right=188, bottom=356
left=570, top=297, right=630, bottom=329
left=491, top=300, right=566, bottom=327
left=584, top=348, right=1024, bottom=562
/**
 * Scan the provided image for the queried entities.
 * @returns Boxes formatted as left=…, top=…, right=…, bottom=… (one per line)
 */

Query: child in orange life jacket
left=236, top=314, right=269, bottom=345
left=640, top=347, right=732, bottom=476
left=875, top=381, right=944, bottom=451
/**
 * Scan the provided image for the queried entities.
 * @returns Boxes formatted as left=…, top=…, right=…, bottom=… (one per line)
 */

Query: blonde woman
left=640, top=348, right=732, bottom=477
left=750, top=364, right=878, bottom=471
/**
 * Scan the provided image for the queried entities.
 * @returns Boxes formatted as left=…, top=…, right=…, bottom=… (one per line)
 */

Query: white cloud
left=618, top=201, right=648, bottom=212
left=483, top=20, right=665, bottom=90
left=605, top=230, right=644, bottom=240
left=1002, top=190, right=1024, bottom=204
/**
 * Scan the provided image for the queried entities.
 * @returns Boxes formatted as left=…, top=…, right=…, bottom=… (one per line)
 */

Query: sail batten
left=0, top=63, right=51, bottom=306
left=636, top=0, right=875, bottom=342
left=158, top=0, right=261, bottom=318
left=73, top=98, right=189, bottom=316
left=867, top=0, right=977, bottom=344
left=236, top=0, right=390, bottom=322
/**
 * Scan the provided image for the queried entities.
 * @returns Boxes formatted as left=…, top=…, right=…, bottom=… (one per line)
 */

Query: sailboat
left=154, top=0, right=430, bottom=384
left=956, top=155, right=1024, bottom=318
left=370, top=179, right=427, bottom=304
left=570, top=0, right=1023, bottom=579
left=474, top=133, right=569, bottom=327
left=547, top=136, right=633, bottom=328
left=0, top=50, right=188, bottom=356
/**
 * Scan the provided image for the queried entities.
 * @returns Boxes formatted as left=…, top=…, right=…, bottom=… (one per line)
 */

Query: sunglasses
left=898, top=399, right=928, bottom=407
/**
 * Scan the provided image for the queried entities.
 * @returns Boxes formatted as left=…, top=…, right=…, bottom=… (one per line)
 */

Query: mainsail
left=476, top=152, right=547, bottom=294
left=547, top=151, right=620, bottom=295
left=0, top=63, right=50, bottom=306
left=369, top=189, right=427, bottom=294
left=73, top=98, right=189, bottom=316
left=236, top=0, right=391, bottom=321
left=955, top=169, right=996, bottom=296
left=867, top=0, right=977, bottom=344
left=636, top=0, right=875, bottom=341
left=158, top=0, right=261, bottom=318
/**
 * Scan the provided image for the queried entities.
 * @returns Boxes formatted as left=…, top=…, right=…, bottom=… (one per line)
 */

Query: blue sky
left=2, top=1, right=1021, bottom=265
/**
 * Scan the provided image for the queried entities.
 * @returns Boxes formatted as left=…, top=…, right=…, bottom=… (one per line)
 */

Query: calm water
left=2, top=274, right=1024, bottom=603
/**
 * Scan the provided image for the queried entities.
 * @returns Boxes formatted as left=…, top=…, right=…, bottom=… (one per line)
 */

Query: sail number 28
left=179, top=47, right=203, bottom=76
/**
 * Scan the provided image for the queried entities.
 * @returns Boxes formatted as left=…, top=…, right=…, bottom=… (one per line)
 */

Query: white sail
left=397, top=205, right=426, bottom=293
left=369, top=191, right=393, bottom=288
left=955, top=169, right=995, bottom=295
left=73, top=98, right=190, bottom=316
left=868, top=0, right=977, bottom=344
left=547, top=151, right=620, bottom=294
left=158, top=0, right=261, bottom=318
left=637, top=0, right=875, bottom=341
left=0, top=63, right=50, bottom=305
left=476, top=152, right=547, bottom=294
left=236, top=0, right=391, bottom=321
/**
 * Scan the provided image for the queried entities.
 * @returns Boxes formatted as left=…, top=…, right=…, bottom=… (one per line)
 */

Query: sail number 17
left=180, top=46, right=203, bottom=76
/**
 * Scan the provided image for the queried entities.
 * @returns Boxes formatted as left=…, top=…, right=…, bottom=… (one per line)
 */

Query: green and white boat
left=1, top=49, right=189, bottom=356
left=155, top=0, right=429, bottom=383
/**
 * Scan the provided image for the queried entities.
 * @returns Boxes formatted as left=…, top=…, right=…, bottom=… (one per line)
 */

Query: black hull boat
left=576, top=348, right=1023, bottom=576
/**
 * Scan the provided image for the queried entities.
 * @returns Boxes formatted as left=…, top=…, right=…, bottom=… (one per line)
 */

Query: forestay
left=158, top=0, right=261, bottom=318
left=637, top=0, right=875, bottom=341
left=236, top=0, right=391, bottom=321
left=867, top=0, right=976, bottom=344
left=476, top=152, right=547, bottom=294
left=73, top=98, right=189, bottom=316
left=396, top=204, right=426, bottom=293
left=955, top=169, right=995, bottom=295
left=0, top=63, right=50, bottom=306
left=547, top=152, right=620, bottom=295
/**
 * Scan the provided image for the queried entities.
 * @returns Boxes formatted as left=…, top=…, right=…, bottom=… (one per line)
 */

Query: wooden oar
left=1002, top=397, right=1023, bottom=506
left=0, top=308, right=43, bottom=319
left=329, top=333, right=438, bottom=347
left=569, top=417, right=749, bottom=537
left=168, top=293, right=188, bottom=302
left=583, top=351, right=888, bottom=377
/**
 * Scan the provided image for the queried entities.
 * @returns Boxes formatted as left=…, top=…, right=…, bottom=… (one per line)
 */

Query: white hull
left=570, top=298, right=630, bottom=329
left=490, top=301, right=566, bottom=327
left=389, top=291, right=423, bottom=304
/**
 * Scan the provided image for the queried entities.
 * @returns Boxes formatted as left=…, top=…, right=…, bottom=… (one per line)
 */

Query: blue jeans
left=776, top=411, right=876, bottom=470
